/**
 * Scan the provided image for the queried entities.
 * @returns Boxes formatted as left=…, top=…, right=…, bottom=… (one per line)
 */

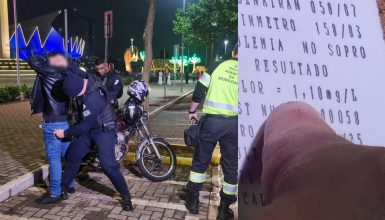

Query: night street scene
left=0, top=0, right=238, bottom=219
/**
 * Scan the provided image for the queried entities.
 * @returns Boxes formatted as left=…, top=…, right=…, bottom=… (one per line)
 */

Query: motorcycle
left=81, top=81, right=177, bottom=182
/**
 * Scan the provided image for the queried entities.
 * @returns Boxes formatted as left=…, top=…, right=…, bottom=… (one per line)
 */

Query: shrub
left=0, top=88, right=12, bottom=103
left=0, top=84, right=35, bottom=103
left=20, top=84, right=32, bottom=99
left=4, top=85, right=21, bottom=101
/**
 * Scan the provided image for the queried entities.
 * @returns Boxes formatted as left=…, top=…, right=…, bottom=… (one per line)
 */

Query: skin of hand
left=188, top=101, right=200, bottom=122
left=251, top=101, right=385, bottom=220
left=53, top=129, right=65, bottom=139
left=189, top=113, right=198, bottom=122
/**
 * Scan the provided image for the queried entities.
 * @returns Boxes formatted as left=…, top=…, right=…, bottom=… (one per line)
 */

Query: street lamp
left=224, top=39, right=229, bottom=55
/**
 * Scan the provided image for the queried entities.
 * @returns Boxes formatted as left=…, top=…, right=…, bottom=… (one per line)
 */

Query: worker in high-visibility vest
left=186, top=45, right=238, bottom=220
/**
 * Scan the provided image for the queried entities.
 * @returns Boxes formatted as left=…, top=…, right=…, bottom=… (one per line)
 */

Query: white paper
left=238, top=0, right=385, bottom=218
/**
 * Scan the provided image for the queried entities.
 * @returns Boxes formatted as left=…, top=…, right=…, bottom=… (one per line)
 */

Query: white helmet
left=127, top=80, right=149, bottom=104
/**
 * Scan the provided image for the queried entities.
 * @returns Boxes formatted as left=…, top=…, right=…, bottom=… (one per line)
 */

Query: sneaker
left=35, top=193, right=61, bottom=204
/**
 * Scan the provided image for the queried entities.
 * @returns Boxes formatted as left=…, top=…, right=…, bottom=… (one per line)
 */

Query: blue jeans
left=43, top=121, right=74, bottom=196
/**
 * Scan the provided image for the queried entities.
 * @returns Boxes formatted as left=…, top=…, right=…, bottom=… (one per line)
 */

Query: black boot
left=217, top=200, right=234, bottom=220
left=67, top=187, right=75, bottom=194
left=185, top=191, right=199, bottom=214
left=121, top=194, right=133, bottom=211
left=35, top=193, right=61, bottom=204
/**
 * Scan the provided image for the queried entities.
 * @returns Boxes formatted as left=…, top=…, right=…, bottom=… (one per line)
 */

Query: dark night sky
left=7, top=0, right=204, bottom=62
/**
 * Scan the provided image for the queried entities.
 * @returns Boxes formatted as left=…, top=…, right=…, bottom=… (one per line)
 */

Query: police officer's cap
left=63, top=74, right=84, bottom=97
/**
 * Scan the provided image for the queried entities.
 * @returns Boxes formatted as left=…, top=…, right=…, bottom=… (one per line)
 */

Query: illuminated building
left=7, top=11, right=85, bottom=60
left=9, top=24, right=85, bottom=60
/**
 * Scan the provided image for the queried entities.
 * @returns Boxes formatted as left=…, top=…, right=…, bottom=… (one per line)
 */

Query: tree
left=173, top=0, right=237, bottom=65
left=143, top=0, right=157, bottom=108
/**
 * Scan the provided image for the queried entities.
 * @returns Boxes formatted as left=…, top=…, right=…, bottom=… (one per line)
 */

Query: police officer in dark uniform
left=53, top=72, right=133, bottom=211
left=94, top=58, right=123, bottom=105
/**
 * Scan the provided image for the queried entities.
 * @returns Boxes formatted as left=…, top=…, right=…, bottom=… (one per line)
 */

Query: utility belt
left=43, top=120, right=68, bottom=124
left=91, top=121, right=116, bottom=131
left=205, top=114, right=238, bottom=120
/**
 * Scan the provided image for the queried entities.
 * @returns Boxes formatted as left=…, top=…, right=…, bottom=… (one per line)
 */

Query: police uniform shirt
left=64, top=80, right=107, bottom=137
left=96, top=70, right=123, bottom=101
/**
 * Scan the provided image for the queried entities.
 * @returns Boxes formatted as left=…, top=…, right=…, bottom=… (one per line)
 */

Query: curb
left=0, top=165, right=49, bottom=203
left=0, top=90, right=194, bottom=204
left=171, top=144, right=221, bottom=166
left=124, top=145, right=220, bottom=166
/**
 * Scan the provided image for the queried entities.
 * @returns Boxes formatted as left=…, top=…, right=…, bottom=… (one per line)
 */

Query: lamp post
left=224, top=39, right=229, bottom=55
left=12, top=0, right=20, bottom=87
left=180, top=0, right=186, bottom=92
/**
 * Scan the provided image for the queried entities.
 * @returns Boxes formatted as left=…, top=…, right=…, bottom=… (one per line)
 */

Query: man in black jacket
left=94, top=58, right=123, bottom=105
left=28, top=52, right=75, bottom=204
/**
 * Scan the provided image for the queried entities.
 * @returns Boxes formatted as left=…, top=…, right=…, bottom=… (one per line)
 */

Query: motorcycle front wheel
left=137, top=137, right=176, bottom=182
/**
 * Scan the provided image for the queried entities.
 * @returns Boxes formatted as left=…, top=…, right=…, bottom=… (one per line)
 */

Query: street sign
left=104, top=10, right=113, bottom=38
left=239, top=0, right=385, bottom=218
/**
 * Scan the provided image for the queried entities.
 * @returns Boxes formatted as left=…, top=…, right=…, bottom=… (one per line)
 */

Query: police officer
left=185, top=46, right=238, bottom=220
left=54, top=72, right=133, bottom=211
left=94, top=58, right=123, bottom=104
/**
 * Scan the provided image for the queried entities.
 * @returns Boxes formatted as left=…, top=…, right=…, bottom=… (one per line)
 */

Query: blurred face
left=48, top=54, right=68, bottom=68
left=95, top=63, right=109, bottom=76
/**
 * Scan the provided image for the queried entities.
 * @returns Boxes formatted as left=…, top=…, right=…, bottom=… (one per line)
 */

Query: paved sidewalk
left=0, top=163, right=227, bottom=220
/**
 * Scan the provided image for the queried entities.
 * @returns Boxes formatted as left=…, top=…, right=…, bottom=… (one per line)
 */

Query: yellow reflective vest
left=199, top=59, right=238, bottom=116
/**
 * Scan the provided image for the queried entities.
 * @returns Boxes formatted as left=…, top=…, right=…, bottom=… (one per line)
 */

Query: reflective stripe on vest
left=222, top=182, right=237, bottom=195
left=189, top=171, right=206, bottom=183
left=204, top=100, right=237, bottom=112
left=199, top=72, right=211, bottom=88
